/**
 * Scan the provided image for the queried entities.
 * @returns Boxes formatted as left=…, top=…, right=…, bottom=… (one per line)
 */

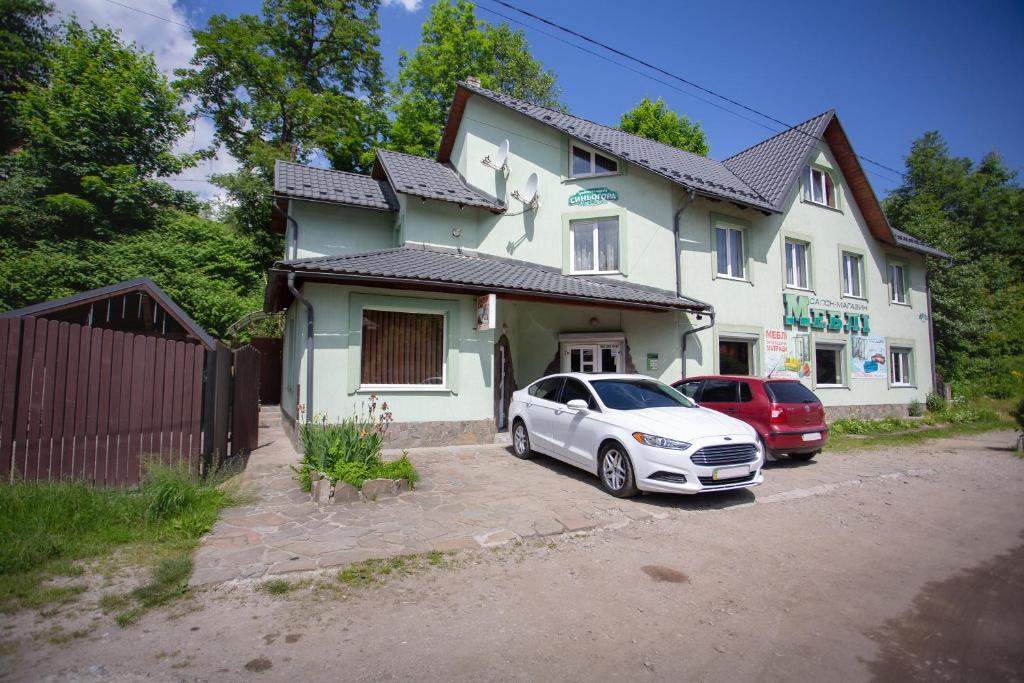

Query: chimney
left=465, top=75, right=481, bottom=87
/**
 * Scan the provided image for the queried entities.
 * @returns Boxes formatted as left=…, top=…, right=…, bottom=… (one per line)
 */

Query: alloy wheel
left=513, top=423, right=527, bottom=455
left=602, top=448, right=627, bottom=490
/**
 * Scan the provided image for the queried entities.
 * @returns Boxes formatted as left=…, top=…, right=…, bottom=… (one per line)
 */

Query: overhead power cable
left=479, top=0, right=905, bottom=181
left=100, top=0, right=193, bottom=29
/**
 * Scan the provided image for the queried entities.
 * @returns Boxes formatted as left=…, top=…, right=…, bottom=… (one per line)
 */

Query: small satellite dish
left=512, top=172, right=539, bottom=208
left=482, top=139, right=510, bottom=172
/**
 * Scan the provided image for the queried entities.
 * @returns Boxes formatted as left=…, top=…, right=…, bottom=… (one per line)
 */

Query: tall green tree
left=0, top=0, right=53, bottom=152
left=178, top=0, right=388, bottom=174
left=883, top=132, right=1024, bottom=397
left=619, top=97, right=709, bottom=156
left=387, top=0, right=561, bottom=158
left=8, top=21, right=198, bottom=240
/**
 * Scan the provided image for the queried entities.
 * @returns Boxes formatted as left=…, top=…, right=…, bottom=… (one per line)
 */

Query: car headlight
left=632, top=432, right=692, bottom=450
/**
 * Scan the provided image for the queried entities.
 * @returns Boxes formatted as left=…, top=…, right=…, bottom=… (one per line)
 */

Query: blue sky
left=59, top=0, right=1024, bottom=197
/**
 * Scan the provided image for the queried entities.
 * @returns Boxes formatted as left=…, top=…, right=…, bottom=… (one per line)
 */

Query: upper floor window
left=889, top=262, right=908, bottom=304
left=570, top=217, right=619, bottom=273
left=803, top=165, right=837, bottom=209
left=842, top=251, right=864, bottom=298
left=571, top=143, right=618, bottom=177
left=715, top=225, right=745, bottom=280
left=785, top=238, right=810, bottom=289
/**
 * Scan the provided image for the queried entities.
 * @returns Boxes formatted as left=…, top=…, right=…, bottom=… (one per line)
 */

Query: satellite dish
left=482, top=139, right=510, bottom=172
left=512, top=172, right=539, bottom=208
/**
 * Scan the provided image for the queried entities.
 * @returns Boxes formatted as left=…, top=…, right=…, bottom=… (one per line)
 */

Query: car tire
left=788, top=451, right=817, bottom=462
left=511, top=419, right=533, bottom=459
left=759, top=436, right=778, bottom=463
left=598, top=443, right=640, bottom=498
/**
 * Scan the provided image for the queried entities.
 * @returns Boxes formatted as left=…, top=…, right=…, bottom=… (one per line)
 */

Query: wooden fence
left=0, top=317, right=261, bottom=486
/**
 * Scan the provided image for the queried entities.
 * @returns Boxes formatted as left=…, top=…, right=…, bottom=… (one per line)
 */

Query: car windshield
left=590, top=379, right=695, bottom=410
left=764, top=381, right=819, bottom=404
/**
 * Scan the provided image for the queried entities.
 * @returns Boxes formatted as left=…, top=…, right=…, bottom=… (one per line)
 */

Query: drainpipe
left=680, top=308, right=716, bottom=381
left=673, top=189, right=714, bottom=380
left=271, top=200, right=299, bottom=260
left=287, top=272, right=314, bottom=422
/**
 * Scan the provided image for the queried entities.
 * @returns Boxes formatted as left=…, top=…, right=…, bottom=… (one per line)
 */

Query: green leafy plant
left=908, top=399, right=924, bottom=417
left=925, top=392, right=947, bottom=413
left=1012, top=397, right=1024, bottom=433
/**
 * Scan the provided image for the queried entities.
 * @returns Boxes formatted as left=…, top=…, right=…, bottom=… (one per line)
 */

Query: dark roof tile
left=374, top=149, right=504, bottom=211
left=274, top=160, right=397, bottom=211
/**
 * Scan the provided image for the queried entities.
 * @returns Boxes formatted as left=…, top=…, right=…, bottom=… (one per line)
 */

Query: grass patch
left=335, top=552, right=451, bottom=587
left=829, top=416, right=1014, bottom=452
left=257, top=578, right=308, bottom=596
left=0, top=462, right=237, bottom=617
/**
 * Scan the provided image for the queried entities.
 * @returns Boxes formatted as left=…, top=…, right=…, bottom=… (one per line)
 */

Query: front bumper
left=631, top=436, right=764, bottom=494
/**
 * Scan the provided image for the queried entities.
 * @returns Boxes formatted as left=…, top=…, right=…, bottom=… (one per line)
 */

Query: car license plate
left=713, top=466, right=750, bottom=480
left=801, top=432, right=822, bottom=442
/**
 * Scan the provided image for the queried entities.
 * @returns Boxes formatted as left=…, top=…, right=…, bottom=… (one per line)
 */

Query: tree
left=883, top=132, right=1024, bottom=398
left=0, top=0, right=53, bottom=152
left=619, top=97, right=709, bottom=156
left=178, top=0, right=388, bottom=175
left=387, top=0, right=561, bottom=159
left=10, top=21, right=198, bottom=240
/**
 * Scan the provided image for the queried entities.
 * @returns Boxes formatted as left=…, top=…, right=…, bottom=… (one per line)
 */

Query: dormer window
left=803, top=165, right=836, bottom=209
left=571, top=143, right=618, bottom=177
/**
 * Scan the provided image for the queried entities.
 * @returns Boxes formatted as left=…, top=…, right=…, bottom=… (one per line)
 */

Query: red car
left=672, top=376, right=828, bottom=461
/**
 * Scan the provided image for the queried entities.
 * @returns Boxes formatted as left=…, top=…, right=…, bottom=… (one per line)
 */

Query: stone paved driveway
left=191, top=424, right=693, bottom=586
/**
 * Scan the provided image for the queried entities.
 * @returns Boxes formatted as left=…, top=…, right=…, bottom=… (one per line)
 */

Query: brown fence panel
left=1, top=318, right=208, bottom=486
left=249, top=337, right=281, bottom=405
left=230, top=345, right=260, bottom=456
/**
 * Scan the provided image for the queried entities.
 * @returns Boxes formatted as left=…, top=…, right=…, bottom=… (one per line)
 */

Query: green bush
left=908, top=399, right=924, bottom=417
left=1012, top=397, right=1024, bottom=432
left=926, top=392, right=947, bottom=413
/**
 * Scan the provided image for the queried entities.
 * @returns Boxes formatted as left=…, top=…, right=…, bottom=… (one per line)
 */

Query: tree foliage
left=178, top=0, right=388, bottom=175
left=8, top=21, right=198, bottom=240
left=387, top=0, right=561, bottom=158
left=0, top=0, right=53, bottom=152
left=883, top=132, right=1024, bottom=398
left=619, top=97, right=709, bottom=156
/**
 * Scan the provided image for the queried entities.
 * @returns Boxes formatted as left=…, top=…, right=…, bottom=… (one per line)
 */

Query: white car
left=508, top=373, right=764, bottom=497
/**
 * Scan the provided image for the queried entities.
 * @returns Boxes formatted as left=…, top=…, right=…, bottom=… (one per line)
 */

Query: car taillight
left=770, top=404, right=786, bottom=424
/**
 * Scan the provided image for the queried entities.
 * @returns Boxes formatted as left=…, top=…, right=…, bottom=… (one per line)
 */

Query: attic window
left=803, top=165, right=837, bottom=209
left=571, top=143, right=618, bottom=177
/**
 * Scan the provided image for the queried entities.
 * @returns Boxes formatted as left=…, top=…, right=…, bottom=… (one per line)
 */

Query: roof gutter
left=287, top=272, right=314, bottom=423
left=673, top=189, right=713, bottom=380
left=680, top=309, right=715, bottom=381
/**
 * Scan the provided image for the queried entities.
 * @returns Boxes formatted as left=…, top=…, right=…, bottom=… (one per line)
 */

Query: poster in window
left=763, top=328, right=810, bottom=379
left=851, top=335, right=886, bottom=379
left=475, top=293, right=496, bottom=331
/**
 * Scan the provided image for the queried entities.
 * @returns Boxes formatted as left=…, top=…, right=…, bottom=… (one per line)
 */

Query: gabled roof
left=371, top=149, right=505, bottom=212
left=723, top=111, right=834, bottom=209
left=1, top=278, right=218, bottom=349
left=274, top=160, right=398, bottom=211
left=439, top=81, right=776, bottom=212
left=265, top=246, right=710, bottom=314
left=892, top=228, right=952, bottom=259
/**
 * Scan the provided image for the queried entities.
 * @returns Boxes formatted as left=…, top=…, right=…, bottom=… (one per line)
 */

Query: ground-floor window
left=361, top=309, right=445, bottom=386
left=718, top=339, right=752, bottom=375
left=891, top=348, right=913, bottom=385
left=565, top=342, right=621, bottom=373
left=815, top=344, right=845, bottom=386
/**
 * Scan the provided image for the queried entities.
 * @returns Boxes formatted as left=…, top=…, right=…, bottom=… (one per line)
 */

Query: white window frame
left=785, top=238, right=811, bottom=290
left=814, top=343, right=847, bottom=388
left=889, top=262, right=908, bottom=305
left=570, top=142, right=618, bottom=177
left=842, top=251, right=865, bottom=299
left=715, top=225, right=746, bottom=280
left=569, top=217, right=620, bottom=274
left=358, top=307, right=449, bottom=391
left=890, top=347, right=913, bottom=386
left=717, top=337, right=755, bottom=376
left=803, top=165, right=837, bottom=209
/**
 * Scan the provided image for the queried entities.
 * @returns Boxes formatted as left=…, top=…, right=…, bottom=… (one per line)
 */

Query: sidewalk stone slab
left=192, top=421, right=678, bottom=584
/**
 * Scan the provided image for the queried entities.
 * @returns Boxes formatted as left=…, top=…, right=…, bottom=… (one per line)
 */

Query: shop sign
left=568, top=187, right=618, bottom=206
left=475, top=293, right=496, bottom=330
left=764, top=328, right=811, bottom=379
left=646, top=352, right=659, bottom=371
left=783, top=294, right=871, bottom=335
left=851, top=336, right=887, bottom=379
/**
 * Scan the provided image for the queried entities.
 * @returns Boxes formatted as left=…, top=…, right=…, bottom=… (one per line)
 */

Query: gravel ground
left=2, top=429, right=1023, bottom=682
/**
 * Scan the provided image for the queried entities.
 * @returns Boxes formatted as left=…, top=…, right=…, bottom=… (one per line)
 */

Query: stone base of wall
left=281, top=407, right=301, bottom=451
left=384, top=420, right=497, bottom=449
left=825, top=404, right=910, bottom=422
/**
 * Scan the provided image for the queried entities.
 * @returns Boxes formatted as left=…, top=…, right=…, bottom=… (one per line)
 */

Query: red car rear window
left=764, top=381, right=819, bottom=404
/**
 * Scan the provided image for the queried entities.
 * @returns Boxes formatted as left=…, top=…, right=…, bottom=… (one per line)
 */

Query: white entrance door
left=563, top=342, right=622, bottom=374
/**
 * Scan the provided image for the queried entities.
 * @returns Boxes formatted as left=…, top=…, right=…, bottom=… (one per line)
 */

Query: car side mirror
left=566, top=399, right=589, bottom=411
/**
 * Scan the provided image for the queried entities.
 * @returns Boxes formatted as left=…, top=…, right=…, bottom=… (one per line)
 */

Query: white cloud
left=52, top=0, right=236, bottom=199
left=382, top=0, right=422, bottom=12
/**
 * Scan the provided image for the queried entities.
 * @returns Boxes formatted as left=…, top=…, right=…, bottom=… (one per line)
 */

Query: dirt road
left=4, top=430, right=1024, bottom=682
